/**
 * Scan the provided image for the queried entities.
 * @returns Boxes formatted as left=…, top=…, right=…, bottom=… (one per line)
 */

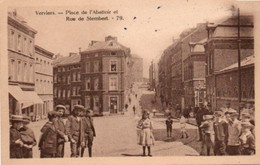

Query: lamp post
left=237, top=8, right=242, bottom=117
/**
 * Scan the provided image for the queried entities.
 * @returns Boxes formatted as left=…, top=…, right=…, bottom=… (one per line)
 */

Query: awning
left=9, top=85, right=43, bottom=109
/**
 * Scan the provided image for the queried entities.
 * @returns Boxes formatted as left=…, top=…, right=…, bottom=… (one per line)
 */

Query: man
left=10, top=115, right=25, bottom=158
left=133, top=105, right=136, bottom=115
left=226, top=109, right=242, bottom=155
left=19, top=116, right=37, bottom=158
left=223, top=102, right=232, bottom=115
left=39, top=111, right=60, bottom=158
left=196, top=103, right=206, bottom=141
left=165, top=115, right=173, bottom=137
left=55, top=105, right=68, bottom=157
left=200, top=115, right=214, bottom=155
left=213, top=109, right=228, bottom=155
left=81, top=108, right=96, bottom=157
left=66, top=105, right=85, bottom=157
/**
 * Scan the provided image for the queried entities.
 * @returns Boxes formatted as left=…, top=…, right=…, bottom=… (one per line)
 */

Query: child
left=239, top=121, right=255, bottom=155
left=180, top=115, right=188, bottom=138
left=166, top=116, right=173, bottom=137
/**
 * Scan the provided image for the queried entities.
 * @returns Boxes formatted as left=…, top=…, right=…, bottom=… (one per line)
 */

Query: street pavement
left=28, top=85, right=199, bottom=157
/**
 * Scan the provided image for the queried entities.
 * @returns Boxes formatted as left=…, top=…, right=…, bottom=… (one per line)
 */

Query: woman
left=137, top=111, right=155, bottom=156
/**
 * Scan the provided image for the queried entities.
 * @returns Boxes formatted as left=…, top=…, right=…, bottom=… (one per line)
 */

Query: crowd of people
left=10, top=104, right=96, bottom=158
left=195, top=102, right=255, bottom=156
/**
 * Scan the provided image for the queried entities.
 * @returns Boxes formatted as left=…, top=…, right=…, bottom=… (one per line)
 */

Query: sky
left=9, top=0, right=255, bottom=77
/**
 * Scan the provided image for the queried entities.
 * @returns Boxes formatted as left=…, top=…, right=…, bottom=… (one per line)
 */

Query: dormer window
left=111, top=52, right=116, bottom=56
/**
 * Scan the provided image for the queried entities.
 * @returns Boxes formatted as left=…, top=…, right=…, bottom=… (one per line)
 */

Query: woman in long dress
left=137, top=111, right=155, bottom=156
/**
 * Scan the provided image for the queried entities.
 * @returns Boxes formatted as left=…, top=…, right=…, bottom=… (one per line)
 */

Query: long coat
left=10, top=127, right=23, bottom=158
left=65, top=115, right=84, bottom=143
left=38, top=122, right=58, bottom=155
left=55, top=118, right=66, bottom=143
left=19, top=126, right=37, bottom=158
left=214, top=119, right=228, bottom=142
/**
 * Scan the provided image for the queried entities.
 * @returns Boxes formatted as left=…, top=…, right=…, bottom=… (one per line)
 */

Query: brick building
left=205, top=15, right=254, bottom=110
left=80, top=36, right=130, bottom=115
left=35, top=45, right=54, bottom=119
left=53, top=53, right=81, bottom=113
left=8, top=10, right=43, bottom=119
left=183, top=38, right=207, bottom=107
left=127, top=54, right=143, bottom=84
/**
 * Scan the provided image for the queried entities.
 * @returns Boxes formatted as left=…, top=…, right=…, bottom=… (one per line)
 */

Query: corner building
left=80, top=36, right=130, bottom=115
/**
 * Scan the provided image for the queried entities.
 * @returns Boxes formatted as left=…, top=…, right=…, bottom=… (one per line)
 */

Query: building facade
left=128, top=54, right=143, bottom=84
left=205, top=15, right=254, bottom=110
left=53, top=53, right=81, bottom=113
left=8, top=11, right=43, bottom=119
left=81, top=36, right=130, bottom=115
left=35, top=45, right=54, bottom=119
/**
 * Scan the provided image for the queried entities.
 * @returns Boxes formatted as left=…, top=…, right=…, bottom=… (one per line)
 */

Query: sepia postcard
left=1, top=0, right=260, bottom=164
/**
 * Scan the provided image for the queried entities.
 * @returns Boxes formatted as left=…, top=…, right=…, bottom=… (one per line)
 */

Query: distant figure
left=129, top=97, right=132, bottom=104
left=200, top=115, right=214, bottom=155
left=180, top=115, right=188, bottom=138
left=166, top=116, right=173, bottom=137
left=135, top=94, right=138, bottom=99
left=133, top=105, right=136, bottom=115
left=125, top=104, right=128, bottom=111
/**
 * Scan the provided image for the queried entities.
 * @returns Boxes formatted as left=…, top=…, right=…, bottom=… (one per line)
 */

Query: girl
left=137, top=111, right=155, bottom=156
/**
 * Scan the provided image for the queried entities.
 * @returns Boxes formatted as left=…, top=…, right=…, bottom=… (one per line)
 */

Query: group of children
left=10, top=104, right=96, bottom=158
left=199, top=103, right=255, bottom=156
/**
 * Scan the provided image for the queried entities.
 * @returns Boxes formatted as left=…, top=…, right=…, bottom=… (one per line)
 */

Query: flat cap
left=55, top=105, right=66, bottom=111
left=22, top=115, right=31, bottom=123
left=74, top=105, right=85, bottom=111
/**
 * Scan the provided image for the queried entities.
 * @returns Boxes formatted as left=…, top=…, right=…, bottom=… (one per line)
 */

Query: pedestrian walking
left=135, top=94, right=138, bottom=99
left=239, top=121, right=255, bottom=155
left=226, top=109, right=242, bottom=155
left=19, top=116, right=37, bottom=158
left=10, top=115, right=25, bottom=158
left=180, top=115, right=188, bottom=138
left=125, top=103, right=128, bottom=112
left=166, top=116, right=173, bottom=137
left=81, top=109, right=96, bottom=157
left=137, top=111, right=155, bottom=156
left=133, top=105, right=136, bottom=115
left=55, top=105, right=68, bottom=158
left=129, top=97, right=132, bottom=104
left=213, top=109, right=228, bottom=155
left=65, top=105, right=85, bottom=157
left=196, top=104, right=206, bottom=141
left=38, top=111, right=60, bottom=158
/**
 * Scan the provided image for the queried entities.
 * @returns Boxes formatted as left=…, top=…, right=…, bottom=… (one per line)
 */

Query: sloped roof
left=213, top=15, right=253, bottom=38
left=53, top=54, right=80, bottom=66
left=82, top=39, right=130, bottom=54
left=218, top=55, right=254, bottom=73
left=190, top=38, right=207, bottom=52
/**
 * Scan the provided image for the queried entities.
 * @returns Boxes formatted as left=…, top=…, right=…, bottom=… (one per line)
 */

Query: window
left=94, top=61, right=100, bottom=72
left=77, top=87, right=81, bottom=95
left=77, top=72, right=81, bottom=81
left=30, top=64, right=33, bottom=82
left=29, top=40, right=33, bottom=56
left=109, top=76, right=118, bottom=90
left=23, top=62, right=27, bottom=82
left=58, top=89, right=61, bottom=98
left=86, top=62, right=90, bottom=73
left=23, top=37, right=27, bottom=54
left=54, top=87, right=57, bottom=97
left=94, top=77, right=99, bottom=90
left=17, top=34, right=22, bottom=52
left=68, top=75, right=71, bottom=84
left=17, top=60, right=22, bottom=81
left=63, top=89, right=66, bottom=98
left=62, top=76, right=66, bottom=83
left=9, top=30, right=15, bottom=49
left=86, top=78, right=91, bottom=90
left=67, top=89, right=70, bottom=98
left=111, top=52, right=116, bottom=55
left=73, top=72, right=76, bottom=81
left=9, top=59, right=15, bottom=81
left=85, top=96, right=91, bottom=108
left=110, top=60, right=117, bottom=72
left=73, top=87, right=76, bottom=96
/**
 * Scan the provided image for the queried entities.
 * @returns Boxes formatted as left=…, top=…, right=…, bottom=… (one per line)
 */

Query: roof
left=213, top=15, right=253, bottom=38
left=190, top=38, right=207, bottom=52
left=218, top=55, right=254, bottom=73
left=53, top=54, right=80, bottom=66
left=35, top=45, right=54, bottom=58
left=82, top=39, right=130, bottom=55
left=131, top=54, right=142, bottom=59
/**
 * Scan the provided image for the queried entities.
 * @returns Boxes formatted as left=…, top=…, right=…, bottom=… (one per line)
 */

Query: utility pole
left=237, top=8, right=242, bottom=116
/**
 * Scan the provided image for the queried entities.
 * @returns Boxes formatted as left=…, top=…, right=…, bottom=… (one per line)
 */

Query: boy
left=239, top=121, right=255, bottom=155
left=180, top=114, right=188, bottom=138
left=10, top=115, right=24, bottom=158
left=166, top=116, right=173, bottom=137
left=200, top=115, right=214, bottom=155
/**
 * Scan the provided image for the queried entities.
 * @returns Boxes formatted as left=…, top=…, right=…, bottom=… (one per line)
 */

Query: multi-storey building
left=128, top=54, right=143, bottom=84
left=80, top=36, right=130, bottom=115
left=35, top=45, right=54, bottom=119
left=53, top=53, right=81, bottom=113
left=8, top=10, right=43, bottom=119
left=183, top=38, right=207, bottom=107
left=205, top=15, right=254, bottom=110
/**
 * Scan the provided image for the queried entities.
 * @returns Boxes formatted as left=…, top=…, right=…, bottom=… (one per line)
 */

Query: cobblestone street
left=29, top=87, right=198, bottom=157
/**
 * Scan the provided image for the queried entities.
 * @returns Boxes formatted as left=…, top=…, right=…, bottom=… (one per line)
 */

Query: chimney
left=105, top=36, right=117, bottom=42
left=89, top=41, right=98, bottom=46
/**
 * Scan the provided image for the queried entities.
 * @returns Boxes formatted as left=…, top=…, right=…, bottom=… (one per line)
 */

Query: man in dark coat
left=66, top=105, right=85, bottom=157
left=213, top=109, right=228, bottom=155
left=54, top=105, right=68, bottom=157
left=81, top=108, right=96, bottom=157
left=19, top=116, right=37, bottom=158
left=38, top=111, right=60, bottom=158
left=10, top=115, right=24, bottom=158
left=196, top=104, right=206, bottom=141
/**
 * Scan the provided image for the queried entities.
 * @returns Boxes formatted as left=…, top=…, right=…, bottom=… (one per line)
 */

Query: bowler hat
left=22, top=115, right=31, bottom=124
left=48, top=111, right=60, bottom=118
left=10, top=115, right=24, bottom=122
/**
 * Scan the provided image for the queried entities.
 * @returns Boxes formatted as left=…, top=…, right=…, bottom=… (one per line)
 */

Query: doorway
left=110, top=96, right=118, bottom=113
